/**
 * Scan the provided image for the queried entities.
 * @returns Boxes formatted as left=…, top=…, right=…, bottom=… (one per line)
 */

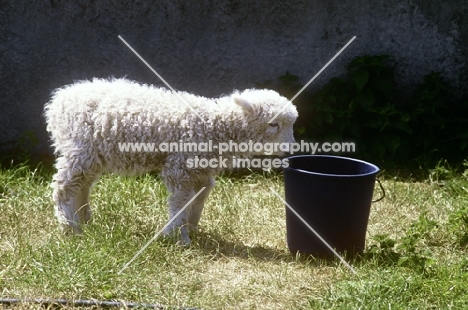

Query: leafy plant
left=366, top=213, right=438, bottom=274
left=258, top=56, right=468, bottom=170
left=448, top=204, right=468, bottom=248
left=365, top=234, right=400, bottom=265
left=305, top=55, right=413, bottom=162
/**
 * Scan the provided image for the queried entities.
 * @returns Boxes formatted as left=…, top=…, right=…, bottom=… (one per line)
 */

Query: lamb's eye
left=269, top=122, right=279, bottom=128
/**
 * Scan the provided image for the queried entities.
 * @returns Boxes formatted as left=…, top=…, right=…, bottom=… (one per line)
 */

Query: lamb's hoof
left=60, top=222, right=83, bottom=235
left=160, top=229, right=191, bottom=247
left=179, top=226, right=191, bottom=247
left=179, top=237, right=191, bottom=247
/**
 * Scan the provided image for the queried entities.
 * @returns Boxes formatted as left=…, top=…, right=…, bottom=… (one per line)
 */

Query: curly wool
left=44, top=78, right=298, bottom=244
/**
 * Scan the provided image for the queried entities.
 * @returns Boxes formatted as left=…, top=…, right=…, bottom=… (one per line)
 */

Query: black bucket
left=284, top=155, right=383, bottom=257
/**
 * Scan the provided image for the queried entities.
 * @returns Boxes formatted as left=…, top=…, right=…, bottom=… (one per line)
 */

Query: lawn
left=1, top=163, right=468, bottom=309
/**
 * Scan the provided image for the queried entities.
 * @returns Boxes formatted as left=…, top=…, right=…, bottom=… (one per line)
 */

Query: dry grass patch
left=1, top=164, right=468, bottom=309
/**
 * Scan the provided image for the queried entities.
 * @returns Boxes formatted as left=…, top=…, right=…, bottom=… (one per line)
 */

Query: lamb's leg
left=162, top=183, right=195, bottom=245
left=52, top=157, right=98, bottom=234
left=80, top=181, right=93, bottom=223
left=187, top=176, right=215, bottom=233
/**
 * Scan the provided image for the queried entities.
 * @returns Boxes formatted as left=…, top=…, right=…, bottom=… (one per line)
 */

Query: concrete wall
left=1, top=0, right=467, bottom=158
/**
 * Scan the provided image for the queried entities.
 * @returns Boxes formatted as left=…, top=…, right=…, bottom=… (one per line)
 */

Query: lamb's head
left=233, top=89, right=299, bottom=155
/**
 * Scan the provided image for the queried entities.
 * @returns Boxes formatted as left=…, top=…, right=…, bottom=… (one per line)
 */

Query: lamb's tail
left=44, top=87, right=84, bottom=155
left=44, top=93, right=65, bottom=145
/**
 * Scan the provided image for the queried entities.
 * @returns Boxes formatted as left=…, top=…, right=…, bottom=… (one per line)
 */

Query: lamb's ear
left=233, top=96, right=256, bottom=115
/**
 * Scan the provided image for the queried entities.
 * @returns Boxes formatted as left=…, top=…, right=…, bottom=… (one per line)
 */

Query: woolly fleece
left=44, top=78, right=298, bottom=244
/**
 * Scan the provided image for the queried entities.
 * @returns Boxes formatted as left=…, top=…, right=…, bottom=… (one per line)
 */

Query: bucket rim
left=284, top=154, right=380, bottom=178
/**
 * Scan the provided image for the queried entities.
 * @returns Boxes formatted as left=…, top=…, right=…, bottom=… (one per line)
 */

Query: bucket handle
left=372, top=179, right=386, bottom=203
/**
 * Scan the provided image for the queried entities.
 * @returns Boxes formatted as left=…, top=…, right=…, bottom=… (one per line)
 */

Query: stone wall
left=1, top=0, right=466, bottom=157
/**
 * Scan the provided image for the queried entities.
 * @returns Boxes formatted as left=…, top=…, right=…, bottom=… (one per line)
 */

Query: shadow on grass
left=188, top=230, right=346, bottom=268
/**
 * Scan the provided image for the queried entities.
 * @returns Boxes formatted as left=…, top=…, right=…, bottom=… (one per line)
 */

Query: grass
left=1, top=163, right=468, bottom=309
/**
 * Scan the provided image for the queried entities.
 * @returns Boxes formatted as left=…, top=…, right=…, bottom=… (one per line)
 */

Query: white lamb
left=44, top=78, right=298, bottom=245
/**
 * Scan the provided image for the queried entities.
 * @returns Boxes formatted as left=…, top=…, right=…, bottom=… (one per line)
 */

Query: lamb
left=44, top=78, right=298, bottom=245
